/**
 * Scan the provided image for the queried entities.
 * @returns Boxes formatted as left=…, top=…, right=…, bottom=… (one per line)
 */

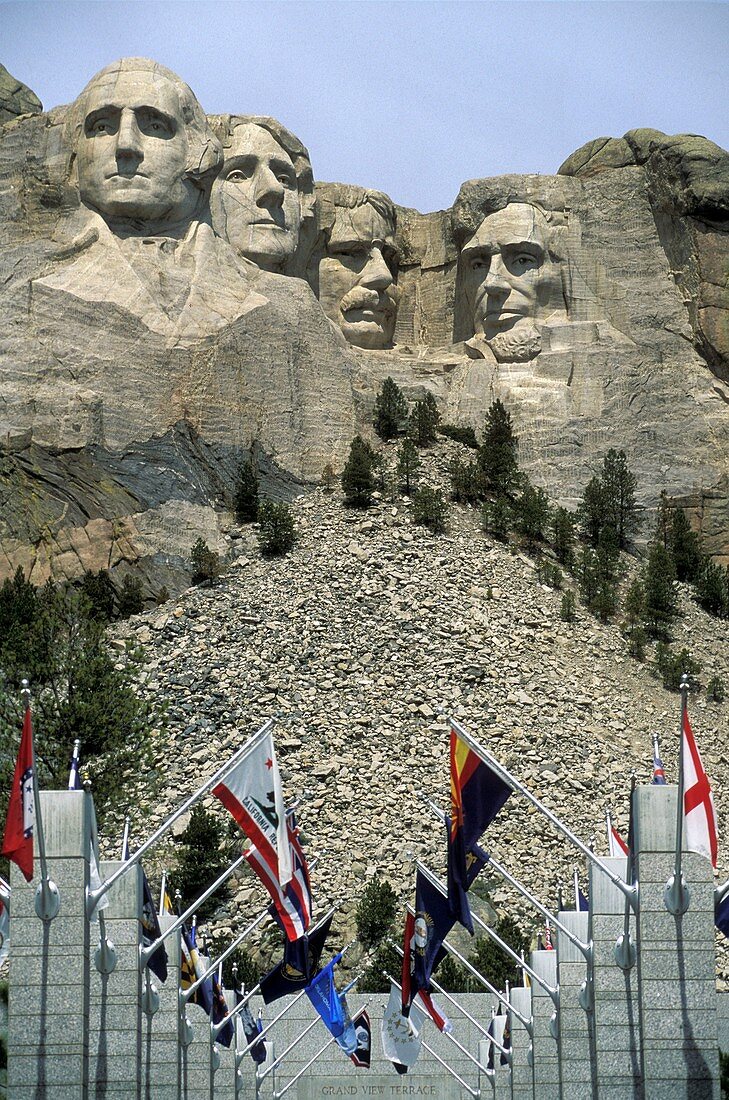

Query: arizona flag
left=213, top=731, right=291, bottom=885
left=682, top=707, right=718, bottom=867
left=2, top=706, right=35, bottom=882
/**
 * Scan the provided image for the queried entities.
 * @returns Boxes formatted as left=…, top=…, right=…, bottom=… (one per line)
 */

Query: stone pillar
left=210, top=989, right=236, bottom=1100
left=7, top=790, right=91, bottom=1099
left=634, top=784, right=720, bottom=1099
left=529, top=949, right=560, bottom=1099
left=140, top=927, right=180, bottom=1100
left=556, top=910, right=596, bottom=1100
left=478, top=1012, right=510, bottom=1098
left=589, top=855, right=642, bottom=1099
left=180, top=1001, right=213, bottom=1100
left=88, top=858, right=143, bottom=1099
left=508, top=985, right=534, bottom=1100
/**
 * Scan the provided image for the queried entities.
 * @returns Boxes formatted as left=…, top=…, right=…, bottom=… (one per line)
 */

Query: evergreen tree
left=191, top=538, right=221, bottom=584
left=412, top=487, right=447, bottom=533
left=601, top=449, right=640, bottom=548
left=321, top=463, right=336, bottom=492
left=654, top=491, right=672, bottom=549
left=117, top=574, right=144, bottom=618
left=172, top=805, right=228, bottom=919
left=449, top=458, right=482, bottom=504
left=560, top=590, right=577, bottom=622
left=341, top=436, right=377, bottom=508
left=670, top=508, right=702, bottom=583
left=553, top=506, right=577, bottom=569
left=482, top=496, right=512, bottom=541
left=408, top=393, right=440, bottom=447
left=694, top=559, right=729, bottom=619
left=579, top=475, right=605, bottom=547
left=258, top=501, right=296, bottom=556
left=396, top=439, right=420, bottom=495
left=515, top=480, right=550, bottom=546
left=477, top=400, right=519, bottom=496
left=643, top=541, right=679, bottom=638
left=80, top=569, right=116, bottom=621
left=234, top=459, right=259, bottom=523
left=355, top=876, right=398, bottom=950
left=577, top=546, right=600, bottom=609
left=469, top=917, right=528, bottom=993
left=373, top=377, right=408, bottom=440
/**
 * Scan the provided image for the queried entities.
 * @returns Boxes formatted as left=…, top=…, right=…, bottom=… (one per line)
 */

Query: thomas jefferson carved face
left=461, top=203, right=565, bottom=340
left=72, top=61, right=214, bottom=227
left=318, top=197, right=399, bottom=350
left=212, top=123, right=301, bottom=272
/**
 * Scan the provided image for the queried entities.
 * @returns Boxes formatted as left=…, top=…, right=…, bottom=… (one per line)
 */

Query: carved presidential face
left=212, top=123, right=301, bottom=272
left=75, top=67, right=200, bottom=225
left=318, top=203, right=399, bottom=350
left=461, top=204, right=565, bottom=340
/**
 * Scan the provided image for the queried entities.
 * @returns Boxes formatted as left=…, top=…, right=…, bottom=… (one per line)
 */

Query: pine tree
left=670, top=508, right=702, bottom=583
left=600, top=449, right=640, bottom=549
left=117, top=574, right=144, bottom=618
left=258, top=500, right=296, bottom=556
left=80, top=569, right=116, bottom=621
left=396, top=438, right=420, bottom=495
left=373, top=377, right=408, bottom=440
left=412, top=487, right=447, bottom=533
left=655, top=491, right=672, bottom=549
left=482, top=495, right=512, bottom=541
left=579, top=475, right=605, bottom=547
left=321, top=463, right=336, bottom=492
left=643, top=541, right=679, bottom=638
left=408, top=393, right=440, bottom=447
left=191, top=538, right=221, bottom=584
left=694, top=559, right=729, bottom=619
left=234, top=458, right=259, bottom=523
left=553, top=506, right=577, bottom=569
left=515, top=479, right=550, bottom=546
left=477, top=399, right=519, bottom=496
left=341, top=436, right=377, bottom=508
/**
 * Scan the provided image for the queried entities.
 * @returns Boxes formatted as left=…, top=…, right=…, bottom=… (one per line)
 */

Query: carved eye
left=511, top=252, right=538, bottom=271
left=468, top=256, right=489, bottom=272
left=91, top=119, right=113, bottom=135
left=226, top=169, right=251, bottom=182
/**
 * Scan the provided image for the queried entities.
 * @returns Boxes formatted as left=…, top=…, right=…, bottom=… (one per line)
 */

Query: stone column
left=478, top=1012, right=510, bottom=1098
left=529, top=948, right=560, bottom=1100
left=6, top=790, right=91, bottom=1099
left=589, top=854, right=642, bottom=1099
left=556, top=909, right=596, bottom=1100
left=634, top=784, right=720, bottom=1099
left=88, top=858, right=143, bottom=1099
left=508, top=984, right=534, bottom=1100
left=180, top=1001, right=213, bottom=1100
left=210, top=989, right=236, bottom=1100
left=140, top=927, right=181, bottom=1100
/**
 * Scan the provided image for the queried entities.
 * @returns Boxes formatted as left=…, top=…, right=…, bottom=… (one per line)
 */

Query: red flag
left=401, top=910, right=414, bottom=1013
left=2, top=706, right=35, bottom=882
left=683, top=706, right=718, bottom=868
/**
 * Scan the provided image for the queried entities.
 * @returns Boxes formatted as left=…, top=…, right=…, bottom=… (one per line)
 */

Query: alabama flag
left=683, top=707, right=718, bottom=867
left=213, top=731, right=292, bottom=885
left=2, top=705, right=35, bottom=882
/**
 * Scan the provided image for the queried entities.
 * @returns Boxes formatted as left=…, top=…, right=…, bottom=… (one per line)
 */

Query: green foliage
left=321, top=463, right=336, bottom=492
left=234, top=459, right=259, bottom=523
left=706, top=676, right=726, bottom=704
left=80, top=569, right=116, bottom=621
left=373, top=377, right=408, bottom=440
left=434, top=953, right=473, bottom=992
left=515, top=479, right=550, bottom=546
left=694, top=559, right=729, bottom=619
left=408, top=393, right=441, bottom=447
left=579, top=449, right=640, bottom=550
left=396, top=439, right=420, bottom=495
left=224, top=947, right=260, bottom=991
left=156, top=586, right=170, bottom=606
left=653, top=642, right=702, bottom=693
left=670, top=508, right=702, bottom=583
left=622, top=578, right=647, bottom=659
left=627, top=625, right=647, bottom=661
left=355, top=876, right=398, bottom=950
left=191, top=538, right=221, bottom=585
left=579, top=475, right=605, bottom=547
left=0, top=572, right=160, bottom=830
left=643, top=541, right=679, bottom=638
left=357, top=939, right=402, bottom=993
left=342, top=436, right=378, bottom=508
left=560, top=590, right=577, bottom=622
left=412, top=487, right=447, bottom=534
left=171, top=805, right=228, bottom=920
left=117, top=574, right=144, bottom=618
left=553, top=506, right=576, bottom=569
left=537, top=562, right=563, bottom=589
left=258, top=500, right=296, bottom=557
left=449, top=458, right=483, bottom=504
left=482, top=496, right=512, bottom=541
left=469, top=916, right=528, bottom=993
left=439, top=423, right=479, bottom=449
left=477, top=400, right=519, bottom=496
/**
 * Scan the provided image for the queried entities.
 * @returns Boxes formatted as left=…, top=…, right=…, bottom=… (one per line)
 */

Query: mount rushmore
left=0, top=57, right=727, bottom=590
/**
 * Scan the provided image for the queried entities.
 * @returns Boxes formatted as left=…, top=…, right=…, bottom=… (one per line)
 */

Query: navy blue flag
left=306, top=954, right=346, bottom=1038
left=411, top=869, right=455, bottom=996
left=212, top=973, right=234, bottom=1048
left=577, top=889, right=589, bottom=912
left=350, top=1008, right=371, bottom=1068
left=235, top=981, right=267, bottom=1065
left=260, top=912, right=333, bottom=1004
left=486, top=1017, right=496, bottom=1071
left=445, top=815, right=488, bottom=933
left=501, top=1014, right=511, bottom=1066
left=141, top=871, right=168, bottom=983
left=181, top=924, right=213, bottom=1016
left=716, top=892, right=729, bottom=938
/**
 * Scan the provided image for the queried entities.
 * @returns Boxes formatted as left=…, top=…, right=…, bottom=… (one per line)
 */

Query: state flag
left=141, top=872, right=168, bottom=983
left=683, top=706, right=718, bottom=867
left=2, top=706, right=35, bottom=882
left=180, top=923, right=213, bottom=1015
left=381, top=983, right=424, bottom=1073
left=213, top=732, right=291, bottom=885
left=260, top=912, right=333, bottom=1004
left=410, top=868, right=455, bottom=998
left=246, top=811, right=311, bottom=942
left=350, top=1009, right=371, bottom=1068
left=652, top=739, right=666, bottom=785
left=334, top=994, right=358, bottom=1056
left=445, top=814, right=488, bottom=933
left=305, top=954, right=345, bottom=1038
left=236, top=983, right=267, bottom=1065
left=67, top=740, right=82, bottom=791
left=716, top=892, right=729, bottom=940
left=608, top=820, right=629, bottom=858
left=212, top=971, right=234, bottom=1048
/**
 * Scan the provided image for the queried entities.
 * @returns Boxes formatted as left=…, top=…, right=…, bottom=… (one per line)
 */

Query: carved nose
left=115, top=109, right=143, bottom=160
left=359, top=247, right=392, bottom=291
left=483, top=256, right=510, bottom=295
left=254, top=166, right=285, bottom=208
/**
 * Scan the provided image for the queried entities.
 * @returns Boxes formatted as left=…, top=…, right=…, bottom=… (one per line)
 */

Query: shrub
left=515, top=480, right=550, bottom=546
left=191, top=538, right=221, bottom=584
left=341, top=436, right=378, bottom=508
left=477, top=400, right=519, bottom=496
left=694, top=559, right=729, bottom=619
left=412, top=487, right=447, bottom=533
left=117, top=574, right=144, bottom=618
left=653, top=642, right=701, bottom=692
left=450, top=458, right=483, bottom=504
left=156, top=585, right=170, bottom=605
left=439, top=423, right=479, bottom=449
left=560, top=591, right=577, bottom=622
left=171, top=805, right=228, bottom=920
left=538, top=562, right=563, bottom=589
left=373, top=377, right=408, bottom=440
left=321, top=463, right=336, bottom=492
left=396, top=439, right=420, bottom=495
left=482, top=496, right=512, bottom=541
left=408, top=393, right=440, bottom=447
left=355, top=876, right=398, bottom=950
left=258, top=500, right=296, bottom=557
left=707, top=676, right=726, bottom=704
left=234, top=459, right=259, bottom=523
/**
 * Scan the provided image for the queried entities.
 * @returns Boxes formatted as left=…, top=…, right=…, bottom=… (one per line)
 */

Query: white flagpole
left=451, top=716, right=638, bottom=910
left=573, top=867, right=580, bottom=910
left=664, top=675, right=690, bottom=915
left=181, top=907, right=270, bottom=1003
left=21, top=681, right=60, bottom=921
left=87, top=719, right=273, bottom=918
left=67, top=738, right=81, bottom=790
left=384, top=972, right=490, bottom=1076
left=159, top=870, right=167, bottom=913
left=120, top=816, right=130, bottom=861
left=439, top=936, right=532, bottom=1034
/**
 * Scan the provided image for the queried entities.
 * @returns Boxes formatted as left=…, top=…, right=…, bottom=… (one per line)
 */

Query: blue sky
left=3, top=0, right=727, bottom=212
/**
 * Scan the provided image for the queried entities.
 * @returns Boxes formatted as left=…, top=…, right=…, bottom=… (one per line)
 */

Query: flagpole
left=270, top=1033, right=338, bottom=1100
left=430, top=936, right=532, bottom=1033
left=664, top=675, right=690, bottom=916
left=21, top=682, right=60, bottom=922
left=451, top=716, right=638, bottom=911
left=67, top=738, right=81, bottom=790
left=384, top=972, right=490, bottom=1076
left=181, top=908, right=270, bottom=1003
left=87, top=719, right=273, bottom=918
left=120, top=816, right=130, bottom=860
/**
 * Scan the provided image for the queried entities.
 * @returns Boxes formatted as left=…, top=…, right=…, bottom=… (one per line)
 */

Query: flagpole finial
left=20, top=678, right=30, bottom=706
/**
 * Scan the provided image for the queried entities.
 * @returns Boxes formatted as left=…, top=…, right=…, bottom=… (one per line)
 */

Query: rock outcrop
left=0, top=63, right=42, bottom=124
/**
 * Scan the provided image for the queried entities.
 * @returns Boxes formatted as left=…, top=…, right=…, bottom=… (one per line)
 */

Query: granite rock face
left=0, top=63, right=42, bottom=124
left=1, top=61, right=728, bottom=589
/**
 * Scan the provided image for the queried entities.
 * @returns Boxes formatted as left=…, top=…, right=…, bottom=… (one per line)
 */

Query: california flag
left=213, top=732, right=292, bottom=885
